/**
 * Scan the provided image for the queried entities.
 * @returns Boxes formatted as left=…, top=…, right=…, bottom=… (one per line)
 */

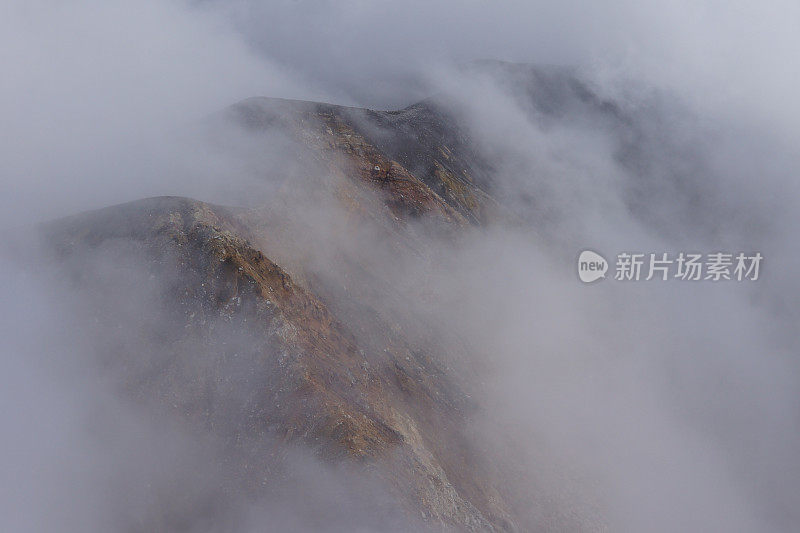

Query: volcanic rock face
left=44, top=194, right=515, bottom=530
left=226, top=96, right=474, bottom=227
left=37, top=64, right=621, bottom=531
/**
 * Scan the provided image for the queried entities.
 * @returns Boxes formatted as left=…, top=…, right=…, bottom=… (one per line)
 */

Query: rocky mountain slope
left=43, top=195, right=512, bottom=531
left=36, top=63, right=623, bottom=531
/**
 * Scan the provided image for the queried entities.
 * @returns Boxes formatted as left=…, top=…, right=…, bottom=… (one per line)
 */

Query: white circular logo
left=578, top=250, right=608, bottom=283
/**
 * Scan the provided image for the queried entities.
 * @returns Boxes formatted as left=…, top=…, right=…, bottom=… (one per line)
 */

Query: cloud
left=1, top=0, right=798, bottom=531
left=0, top=0, right=316, bottom=226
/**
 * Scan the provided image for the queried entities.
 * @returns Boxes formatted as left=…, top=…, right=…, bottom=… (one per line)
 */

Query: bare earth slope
left=43, top=194, right=515, bottom=531
left=38, top=63, right=624, bottom=531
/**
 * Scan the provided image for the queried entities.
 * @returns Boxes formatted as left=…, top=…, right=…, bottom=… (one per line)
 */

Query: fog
left=1, top=0, right=799, bottom=531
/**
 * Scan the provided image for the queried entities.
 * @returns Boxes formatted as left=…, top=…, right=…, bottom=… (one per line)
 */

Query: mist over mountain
left=2, top=1, right=799, bottom=532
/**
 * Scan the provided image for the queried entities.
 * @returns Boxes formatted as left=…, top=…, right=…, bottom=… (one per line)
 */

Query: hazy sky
left=1, top=0, right=798, bottom=221
left=1, top=1, right=799, bottom=532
